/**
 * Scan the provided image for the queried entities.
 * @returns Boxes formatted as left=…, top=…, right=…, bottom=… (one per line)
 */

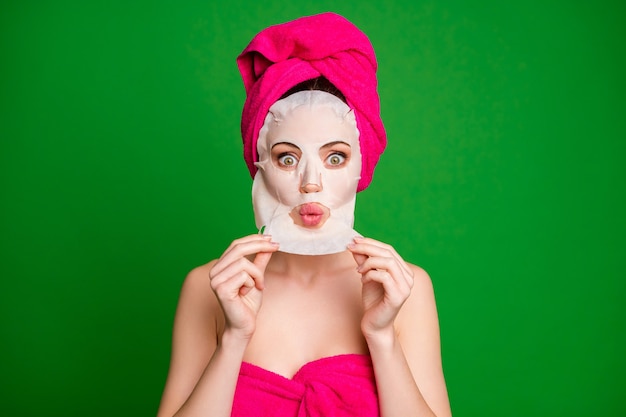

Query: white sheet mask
left=252, top=90, right=362, bottom=255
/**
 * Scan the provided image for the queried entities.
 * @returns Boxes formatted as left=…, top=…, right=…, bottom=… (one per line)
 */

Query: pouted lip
left=290, top=202, right=330, bottom=228
left=299, top=203, right=325, bottom=216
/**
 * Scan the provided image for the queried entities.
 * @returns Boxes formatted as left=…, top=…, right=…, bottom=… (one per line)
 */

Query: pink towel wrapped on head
left=231, top=354, right=379, bottom=417
left=237, top=12, right=387, bottom=192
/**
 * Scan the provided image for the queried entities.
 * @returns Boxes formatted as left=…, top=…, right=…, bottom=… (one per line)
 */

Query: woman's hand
left=347, top=237, right=415, bottom=341
left=209, top=234, right=279, bottom=341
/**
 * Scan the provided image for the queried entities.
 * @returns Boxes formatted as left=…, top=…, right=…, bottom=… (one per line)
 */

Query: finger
left=351, top=236, right=402, bottom=258
left=239, top=273, right=257, bottom=296
left=352, top=237, right=408, bottom=268
left=212, top=236, right=278, bottom=277
left=253, top=251, right=274, bottom=271
left=210, top=257, right=265, bottom=289
left=357, top=255, right=398, bottom=276
left=218, top=234, right=274, bottom=263
left=351, top=251, right=368, bottom=270
left=350, top=242, right=413, bottom=289
left=357, top=255, right=411, bottom=290
left=212, top=270, right=256, bottom=300
left=349, top=237, right=413, bottom=277
left=362, top=269, right=411, bottom=306
left=219, top=233, right=274, bottom=258
left=251, top=251, right=275, bottom=290
left=221, top=234, right=271, bottom=256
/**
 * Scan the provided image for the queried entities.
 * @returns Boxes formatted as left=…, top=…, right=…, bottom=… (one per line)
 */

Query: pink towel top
left=231, top=354, right=379, bottom=417
left=237, top=12, right=387, bottom=192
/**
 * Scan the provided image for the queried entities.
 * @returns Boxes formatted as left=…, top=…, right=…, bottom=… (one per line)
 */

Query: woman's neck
left=267, top=250, right=357, bottom=285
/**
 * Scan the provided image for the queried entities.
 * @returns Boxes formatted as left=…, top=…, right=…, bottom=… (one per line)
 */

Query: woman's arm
left=368, top=265, right=451, bottom=417
left=348, top=238, right=451, bottom=417
left=156, top=235, right=278, bottom=417
left=156, top=263, right=245, bottom=417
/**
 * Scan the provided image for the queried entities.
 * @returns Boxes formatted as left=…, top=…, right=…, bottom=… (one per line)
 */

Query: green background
left=1, top=1, right=624, bottom=416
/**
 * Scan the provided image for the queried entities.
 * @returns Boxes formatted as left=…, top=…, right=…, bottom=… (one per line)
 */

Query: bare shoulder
left=180, top=261, right=215, bottom=297
left=396, top=262, right=440, bottom=347
left=182, top=260, right=216, bottom=293
left=176, top=260, right=224, bottom=335
left=408, top=263, right=434, bottom=294
left=399, top=263, right=436, bottom=319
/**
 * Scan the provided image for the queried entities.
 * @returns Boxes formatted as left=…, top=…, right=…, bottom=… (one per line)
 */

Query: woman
left=157, top=13, right=451, bottom=417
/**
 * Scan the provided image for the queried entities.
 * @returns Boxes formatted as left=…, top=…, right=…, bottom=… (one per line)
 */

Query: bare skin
left=156, top=235, right=451, bottom=417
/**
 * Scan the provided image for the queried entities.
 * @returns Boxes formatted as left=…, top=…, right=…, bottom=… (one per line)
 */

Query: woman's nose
left=300, top=182, right=322, bottom=193
left=299, top=161, right=323, bottom=193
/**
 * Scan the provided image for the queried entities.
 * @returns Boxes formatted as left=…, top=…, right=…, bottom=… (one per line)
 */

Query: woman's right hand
left=208, top=234, right=279, bottom=341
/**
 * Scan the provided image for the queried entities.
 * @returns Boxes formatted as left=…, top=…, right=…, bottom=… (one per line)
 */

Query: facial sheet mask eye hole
left=277, top=154, right=298, bottom=168
left=327, top=153, right=346, bottom=166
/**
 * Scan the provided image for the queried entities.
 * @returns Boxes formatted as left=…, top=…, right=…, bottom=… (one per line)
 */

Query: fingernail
left=353, top=236, right=364, bottom=241
left=347, top=243, right=356, bottom=249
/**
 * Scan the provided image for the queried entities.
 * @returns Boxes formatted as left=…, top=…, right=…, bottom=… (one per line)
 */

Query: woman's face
left=258, top=103, right=361, bottom=229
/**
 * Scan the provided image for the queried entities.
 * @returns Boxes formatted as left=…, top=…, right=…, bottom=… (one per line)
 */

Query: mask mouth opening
left=288, top=202, right=330, bottom=229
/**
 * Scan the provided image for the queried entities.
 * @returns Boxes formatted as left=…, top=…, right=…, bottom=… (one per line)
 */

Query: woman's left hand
left=347, top=237, right=415, bottom=340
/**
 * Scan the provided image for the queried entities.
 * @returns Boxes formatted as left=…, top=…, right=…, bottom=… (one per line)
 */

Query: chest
left=242, top=274, right=368, bottom=377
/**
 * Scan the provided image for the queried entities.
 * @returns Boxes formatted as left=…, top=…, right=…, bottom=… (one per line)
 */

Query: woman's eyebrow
left=320, top=140, right=351, bottom=150
left=271, top=141, right=301, bottom=151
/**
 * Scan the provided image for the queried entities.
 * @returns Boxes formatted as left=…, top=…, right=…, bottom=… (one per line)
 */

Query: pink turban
left=237, top=12, right=386, bottom=192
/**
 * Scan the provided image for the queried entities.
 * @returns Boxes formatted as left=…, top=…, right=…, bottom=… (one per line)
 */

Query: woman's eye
left=278, top=154, right=298, bottom=167
left=326, top=153, right=346, bottom=166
